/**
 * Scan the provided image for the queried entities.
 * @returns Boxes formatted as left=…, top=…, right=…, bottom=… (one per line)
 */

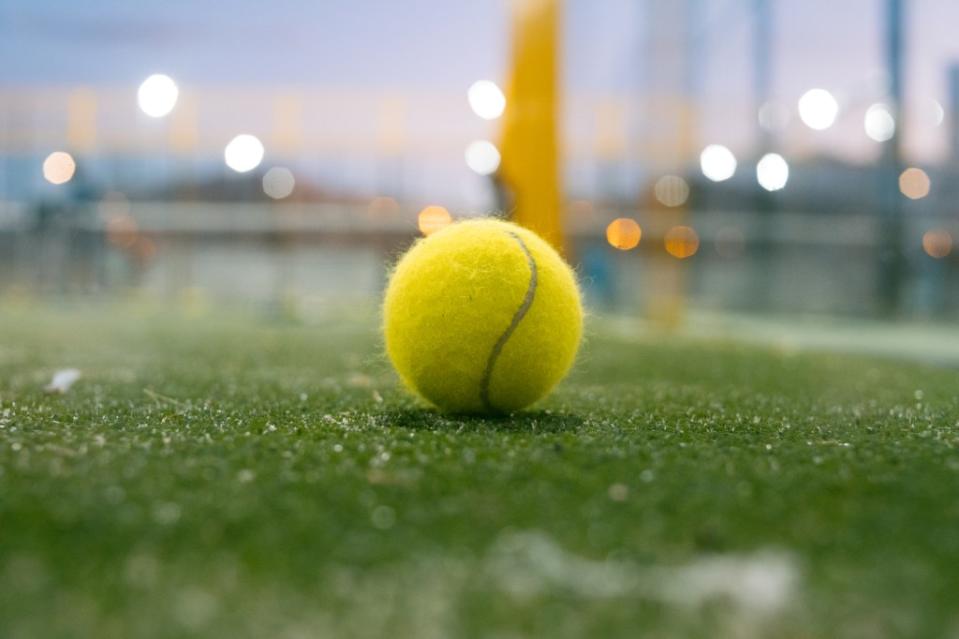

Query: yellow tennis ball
left=383, top=218, right=583, bottom=413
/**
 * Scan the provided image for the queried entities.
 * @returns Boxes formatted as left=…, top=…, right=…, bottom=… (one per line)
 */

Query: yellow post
left=497, top=0, right=564, bottom=251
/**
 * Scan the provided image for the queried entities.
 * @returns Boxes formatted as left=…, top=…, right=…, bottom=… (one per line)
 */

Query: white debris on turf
left=44, top=368, right=81, bottom=394
left=487, top=530, right=799, bottom=616
left=655, top=549, right=798, bottom=614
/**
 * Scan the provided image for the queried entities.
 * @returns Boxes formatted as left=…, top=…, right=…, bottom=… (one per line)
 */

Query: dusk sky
left=3, top=1, right=959, bottom=201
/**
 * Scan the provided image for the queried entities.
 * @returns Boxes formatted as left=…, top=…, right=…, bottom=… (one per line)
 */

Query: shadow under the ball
left=376, top=407, right=586, bottom=434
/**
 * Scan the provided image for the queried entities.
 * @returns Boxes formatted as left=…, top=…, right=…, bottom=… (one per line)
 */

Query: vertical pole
left=752, top=0, right=776, bottom=310
left=877, top=0, right=905, bottom=316
left=638, top=0, right=702, bottom=328
left=949, top=65, right=959, bottom=162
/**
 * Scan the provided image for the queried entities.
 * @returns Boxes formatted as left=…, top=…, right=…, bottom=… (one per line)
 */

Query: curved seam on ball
left=479, top=231, right=538, bottom=412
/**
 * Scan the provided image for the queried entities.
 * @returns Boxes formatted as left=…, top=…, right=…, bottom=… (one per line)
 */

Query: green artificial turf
left=1, top=305, right=958, bottom=638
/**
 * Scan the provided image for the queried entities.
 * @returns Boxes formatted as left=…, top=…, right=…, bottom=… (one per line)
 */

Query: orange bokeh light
left=922, top=229, right=953, bottom=259
left=417, top=205, right=452, bottom=236
left=664, top=225, right=700, bottom=259
left=899, top=168, right=931, bottom=200
left=606, top=218, right=641, bottom=250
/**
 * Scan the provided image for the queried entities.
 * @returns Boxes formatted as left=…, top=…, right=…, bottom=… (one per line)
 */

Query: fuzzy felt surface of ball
left=383, top=218, right=583, bottom=413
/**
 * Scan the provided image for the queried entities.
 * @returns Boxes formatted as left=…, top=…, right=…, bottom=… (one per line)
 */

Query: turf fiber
left=1, top=306, right=958, bottom=638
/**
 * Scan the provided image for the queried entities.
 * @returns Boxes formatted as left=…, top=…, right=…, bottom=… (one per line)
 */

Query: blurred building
left=0, top=1, right=957, bottom=320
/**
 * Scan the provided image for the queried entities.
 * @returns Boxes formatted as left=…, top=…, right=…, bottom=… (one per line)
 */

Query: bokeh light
left=467, top=80, right=506, bottom=120
left=899, top=167, right=931, bottom=200
left=664, top=226, right=700, bottom=259
left=653, top=175, right=690, bottom=207
left=798, top=88, right=839, bottom=130
left=756, top=153, right=789, bottom=191
left=224, top=134, right=264, bottom=173
left=864, top=103, right=895, bottom=142
left=465, top=140, right=501, bottom=175
left=417, top=205, right=452, bottom=236
left=922, top=229, right=953, bottom=258
left=929, top=99, right=945, bottom=127
left=606, top=218, right=641, bottom=250
left=137, top=74, right=179, bottom=118
left=700, top=145, right=737, bottom=182
left=262, top=167, right=295, bottom=199
left=42, top=151, right=76, bottom=185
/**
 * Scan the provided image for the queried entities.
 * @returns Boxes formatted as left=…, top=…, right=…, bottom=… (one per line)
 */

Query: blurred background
left=2, top=0, right=957, bottom=327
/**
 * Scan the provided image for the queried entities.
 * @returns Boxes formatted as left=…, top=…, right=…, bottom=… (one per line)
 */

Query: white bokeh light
left=798, top=89, right=839, bottom=131
left=864, top=103, right=895, bottom=142
left=42, top=151, right=76, bottom=185
left=224, top=134, right=265, bottom=173
left=465, top=140, right=501, bottom=175
left=929, top=99, right=945, bottom=127
left=700, top=144, right=737, bottom=182
left=756, top=153, right=789, bottom=191
left=262, top=167, right=295, bottom=199
left=467, top=80, right=506, bottom=120
left=137, top=74, right=179, bottom=118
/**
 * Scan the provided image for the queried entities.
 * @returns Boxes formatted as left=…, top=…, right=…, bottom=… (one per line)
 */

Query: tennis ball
left=383, top=218, right=583, bottom=413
